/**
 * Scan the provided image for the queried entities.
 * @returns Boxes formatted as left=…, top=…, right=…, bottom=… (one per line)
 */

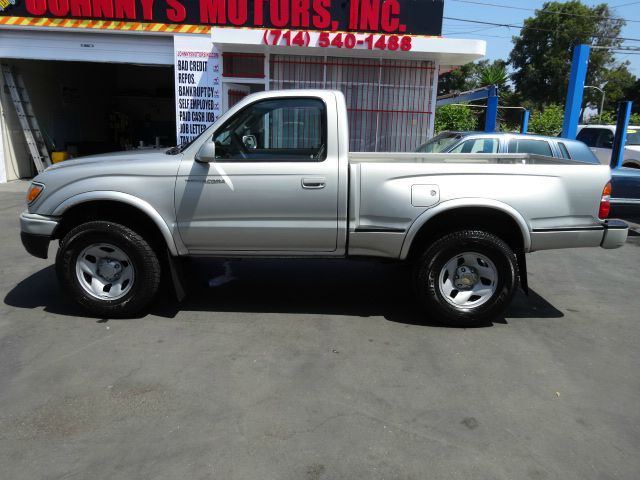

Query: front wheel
left=413, top=230, right=519, bottom=327
left=56, top=221, right=161, bottom=318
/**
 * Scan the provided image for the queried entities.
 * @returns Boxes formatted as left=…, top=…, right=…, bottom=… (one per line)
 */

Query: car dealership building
left=0, top=0, right=485, bottom=182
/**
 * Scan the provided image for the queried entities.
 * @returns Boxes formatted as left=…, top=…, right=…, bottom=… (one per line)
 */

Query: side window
left=557, top=142, right=571, bottom=159
left=449, top=138, right=498, bottom=154
left=596, top=129, right=614, bottom=149
left=213, top=98, right=326, bottom=162
left=565, top=141, right=600, bottom=164
left=508, top=139, right=553, bottom=156
left=576, top=128, right=599, bottom=147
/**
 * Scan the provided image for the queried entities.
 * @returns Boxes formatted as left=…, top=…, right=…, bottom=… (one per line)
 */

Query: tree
left=528, top=104, right=565, bottom=136
left=437, top=60, right=509, bottom=97
left=625, top=79, right=640, bottom=114
left=601, top=63, right=636, bottom=110
left=478, top=61, right=509, bottom=89
left=435, top=105, right=478, bottom=133
left=510, top=1, right=626, bottom=109
left=438, top=63, right=478, bottom=97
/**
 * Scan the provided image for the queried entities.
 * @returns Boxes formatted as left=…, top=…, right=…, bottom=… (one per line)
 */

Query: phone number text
left=262, top=30, right=413, bottom=51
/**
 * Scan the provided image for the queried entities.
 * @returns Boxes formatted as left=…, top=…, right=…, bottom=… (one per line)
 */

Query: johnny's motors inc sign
left=0, top=0, right=443, bottom=36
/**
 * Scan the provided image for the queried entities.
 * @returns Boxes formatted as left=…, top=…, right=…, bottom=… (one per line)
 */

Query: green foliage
left=438, top=60, right=510, bottom=97
left=479, top=62, right=508, bottom=88
left=510, top=1, right=626, bottom=109
left=602, top=63, right=636, bottom=109
left=435, top=105, right=478, bottom=133
left=528, top=105, right=565, bottom=136
left=588, top=110, right=616, bottom=125
left=438, top=63, right=478, bottom=96
left=587, top=111, right=640, bottom=125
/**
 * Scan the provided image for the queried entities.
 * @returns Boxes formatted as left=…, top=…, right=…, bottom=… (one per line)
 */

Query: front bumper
left=20, top=211, right=59, bottom=259
left=601, top=219, right=629, bottom=249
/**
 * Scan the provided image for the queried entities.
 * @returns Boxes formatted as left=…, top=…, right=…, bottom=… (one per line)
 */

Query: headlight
left=26, top=182, right=45, bottom=204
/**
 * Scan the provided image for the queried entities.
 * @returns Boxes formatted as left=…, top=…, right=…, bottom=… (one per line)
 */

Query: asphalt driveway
left=1, top=180, right=639, bottom=480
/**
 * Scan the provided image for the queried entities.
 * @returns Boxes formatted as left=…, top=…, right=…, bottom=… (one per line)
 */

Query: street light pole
left=584, top=86, right=606, bottom=123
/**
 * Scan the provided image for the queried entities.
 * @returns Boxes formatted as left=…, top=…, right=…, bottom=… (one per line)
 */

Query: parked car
left=416, top=131, right=598, bottom=163
left=417, top=131, right=640, bottom=208
left=20, top=90, right=627, bottom=326
left=576, top=124, right=640, bottom=168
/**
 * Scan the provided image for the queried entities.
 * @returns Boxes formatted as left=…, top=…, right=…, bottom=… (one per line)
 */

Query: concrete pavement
left=1, top=180, right=639, bottom=480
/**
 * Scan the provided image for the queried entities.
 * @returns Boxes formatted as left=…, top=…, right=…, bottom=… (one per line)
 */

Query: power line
left=443, top=16, right=640, bottom=42
left=611, top=1, right=640, bottom=7
left=449, top=0, right=640, bottom=23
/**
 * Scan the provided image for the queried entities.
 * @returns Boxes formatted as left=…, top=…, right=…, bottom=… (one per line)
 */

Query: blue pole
left=561, top=44, right=590, bottom=139
left=485, top=86, right=499, bottom=132
left=611, top=101, right=633, bottom=169
left=521, top=110, right=530, bottom=134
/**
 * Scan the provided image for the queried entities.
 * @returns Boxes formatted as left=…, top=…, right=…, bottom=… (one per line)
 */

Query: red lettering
left=312, top=0, right=330, bottom=29
left=25, top=0, right=47, bottom=14
left=348, top=0, right=359, bottom=30
left=380, top=0, right=400, bottom=32
left=291, top=0, right=309, bottom=28
left=253, top=0, right=264, bottom=24
left=139, top=0, right=153, bottom=20
left=228, top=0, right=248, bottom=25
left=115, top=0, right=135, bottom=19
left=50, top=0, right=70, bottom=16
left=200, top=0, right=226, bottom=24
left=92, top=0, right=113, bottom=17
left=360, top=0, right=379, bottom=31
left=70, top=0, right=92, bottom=16
left=270, top=0, right=288, bottom=27
left=166, top=0, right=185, bottom=22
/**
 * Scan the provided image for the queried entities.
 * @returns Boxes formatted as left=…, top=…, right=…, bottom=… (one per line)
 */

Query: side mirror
left=242, top=134, right=257, bottom=149
left=195, top=142, right=216, bottom=163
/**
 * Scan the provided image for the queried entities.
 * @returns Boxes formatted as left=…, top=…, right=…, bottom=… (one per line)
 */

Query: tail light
left=599, top=182, right=612, bottom=219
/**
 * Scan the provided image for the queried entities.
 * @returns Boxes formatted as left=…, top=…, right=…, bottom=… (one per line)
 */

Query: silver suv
left=417, top=132, right=599, bottom=164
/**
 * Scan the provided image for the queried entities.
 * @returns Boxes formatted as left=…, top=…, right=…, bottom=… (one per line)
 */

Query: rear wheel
left=56, top=221, right=161, bottom=318
left=413, top=230, right=519, bottom=327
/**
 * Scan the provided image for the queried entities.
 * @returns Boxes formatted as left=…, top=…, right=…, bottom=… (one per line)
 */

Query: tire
left=56, top=221, right=161, bottom=318
left=413, top=230, right=519, bottom=327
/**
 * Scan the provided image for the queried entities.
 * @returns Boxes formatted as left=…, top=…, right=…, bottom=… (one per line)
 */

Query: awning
left=211, top=27, right=485, bottom=65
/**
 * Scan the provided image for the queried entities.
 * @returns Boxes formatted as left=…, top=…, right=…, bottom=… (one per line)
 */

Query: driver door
left=175, top=96, right=339, bottom=254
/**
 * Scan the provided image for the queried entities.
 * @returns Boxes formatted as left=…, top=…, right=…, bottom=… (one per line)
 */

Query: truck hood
left=44, top=149, right=174, bottom=171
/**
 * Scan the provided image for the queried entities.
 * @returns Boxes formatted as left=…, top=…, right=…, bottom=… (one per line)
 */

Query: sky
left=442, top=0, right=640, bottom=75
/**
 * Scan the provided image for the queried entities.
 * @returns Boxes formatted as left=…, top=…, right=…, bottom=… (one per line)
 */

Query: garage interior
left=1, top=59, right=176, bottom=177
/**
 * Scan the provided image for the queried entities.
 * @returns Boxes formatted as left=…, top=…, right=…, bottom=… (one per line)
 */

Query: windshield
left=627, top=127, right=640, bottom=146
left=415, top=132, right=463, bottom=153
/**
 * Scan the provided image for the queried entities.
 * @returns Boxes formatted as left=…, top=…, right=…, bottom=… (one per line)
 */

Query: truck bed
left=347, top=152, right=613, bottom=258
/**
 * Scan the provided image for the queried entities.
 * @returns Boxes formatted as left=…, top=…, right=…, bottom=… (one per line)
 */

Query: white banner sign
left=174, top=35, right=222, bottom=146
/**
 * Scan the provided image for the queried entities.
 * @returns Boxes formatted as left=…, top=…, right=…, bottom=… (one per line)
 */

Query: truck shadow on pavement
left=4, top=259, right=563, bottom=328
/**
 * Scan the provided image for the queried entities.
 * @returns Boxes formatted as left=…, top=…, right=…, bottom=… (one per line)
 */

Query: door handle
left=302, top=177, right=326, bottom=189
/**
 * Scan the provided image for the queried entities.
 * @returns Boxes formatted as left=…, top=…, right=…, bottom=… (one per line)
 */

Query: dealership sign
left=0, top=0, right=443, bottom=36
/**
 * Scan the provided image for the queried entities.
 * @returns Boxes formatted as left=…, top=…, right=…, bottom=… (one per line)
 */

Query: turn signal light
left=26, top=183, right=44, bottom=204
left=599, top=182, right=612, bottom=219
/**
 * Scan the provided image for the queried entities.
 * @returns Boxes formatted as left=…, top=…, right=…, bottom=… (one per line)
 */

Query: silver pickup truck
left=20, top=90, right=628, bottom=327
